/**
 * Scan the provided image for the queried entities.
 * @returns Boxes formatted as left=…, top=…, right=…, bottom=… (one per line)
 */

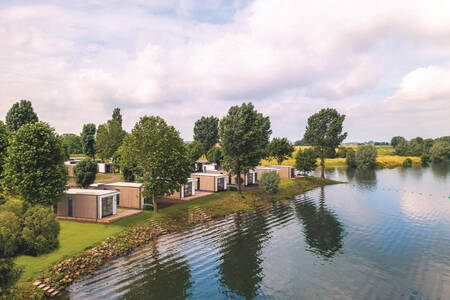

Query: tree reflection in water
left=431, top=162, right=449, bottom=179
left=294, top=187, right=344, bottom=259
left=346, top=167, right=377, bottom=191
left=121, top=242, right=193, bottom=300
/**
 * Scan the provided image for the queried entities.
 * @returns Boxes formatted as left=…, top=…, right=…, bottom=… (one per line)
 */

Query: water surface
left=65, top=163, right=450, bottom=299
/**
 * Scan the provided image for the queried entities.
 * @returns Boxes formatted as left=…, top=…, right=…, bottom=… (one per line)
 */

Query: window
left=217, top=177, right=225, bottom=191
left=101, top=196, right=114, bottom=218
left=184, top=182, right=193, bottom=197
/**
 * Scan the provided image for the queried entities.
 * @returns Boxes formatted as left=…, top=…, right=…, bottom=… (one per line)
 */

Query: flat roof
left=269, top=165, right=293, bottom=168
left=66, top=189, right=119, bottom=196
left=187, top=177, right=198, bottom=182
left=256, top=166, right=279, bottom=170
left=191, top=172, right=228, bottom=177
left=101, top=182, right=143, bottom=188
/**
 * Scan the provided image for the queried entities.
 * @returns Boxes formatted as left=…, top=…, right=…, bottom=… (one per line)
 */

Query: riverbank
left=10, top=176, right=339, bottom=299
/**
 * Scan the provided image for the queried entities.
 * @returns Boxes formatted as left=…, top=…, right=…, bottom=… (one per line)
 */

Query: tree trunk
left=237, top=170, right=242, bottom=193
left=320, top=149, right=325, bottom=179
left=152, top=193, right=158, bottom=213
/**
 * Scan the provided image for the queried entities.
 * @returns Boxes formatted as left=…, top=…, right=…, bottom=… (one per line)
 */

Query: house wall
left=99, top=185, right=142, bottom=209
left=58, top=194, right=98, bottom=219
left=256, top=168, right=279, bottom=181
left=191, top=175, right=216, bottom=192
left=66, top=165, right=74, bottom=177
left=271, top=166, right=294, bottom=178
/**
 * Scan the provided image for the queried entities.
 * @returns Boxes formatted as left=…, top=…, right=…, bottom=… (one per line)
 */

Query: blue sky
left=1, top=0, right=449, bottom=142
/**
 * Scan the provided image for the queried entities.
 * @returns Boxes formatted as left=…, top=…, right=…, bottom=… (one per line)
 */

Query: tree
left=81, top=123, right=96, bottom=159
left=95, top=120, right=126, bottom=161
left=61, top=133, right=83, bottom=155
left=119, top=116, right=191, bottom=213
left=0, top=121, right=9, bottom=179
left=185, top=141, right=204, bottom=170
left=0, top=211, right=21, bottom=258
left=5, top=100, right=38, bottom=131
left=206, top=146, right=223, bottom=167
left=390, top=136, right=406, bottom=148
left=2, top=122, right=67, bottom=206
left=21, top=206, right=60, bottom=256
left=430, top=141, right=450, bottom=162
left=219, top=102, right=271, bottom=193
left=73, top=158, right=98, bottom=188
left=394, top=139, right=409, bottom=156
left=112, top=108, right=123, bottom=127
left=295, top=148, right=318, bottom=175
left=336, top=146, right=347, bottom=158
left=407, top=137, right=424, bottom=156
left=259, top=171, right=280, bottom=194
left=345, top=148, right=357, bottom=168
left=266, top=137, right=294, bottom=165
left=193, top=116, right=219, bottom=155
left=294, top=138, right=310, bottom=146
left=303, top=108, right=347, bottom=178
left=355, top=145, right=377, bottom=169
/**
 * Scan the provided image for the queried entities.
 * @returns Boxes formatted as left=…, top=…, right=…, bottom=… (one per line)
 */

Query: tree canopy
left=185, top=141, right=204, bottom=170
left=61, top=133, right=83, bottom=155
left=193, top=116, right=219, bottom=154
left=430, top=141, right=450, bottom=162
left=355, top=145, right=378, bottom=169
left=95, top=120, right=126, bottom=161
left=390, top=136, right=406, bottom=148
left=206, top=146, right=224, bottom=167
left=81, top=123, right=96, bottom=159
left=73, top=158, right=98, bottom=188
left=119, top=116, right=191, bottom=212
left=112, top=108, right=123, bottom=127
left=303, top=108, right=347, bottom=178
left=219, top=102, right=271, bottom=192
left=267, top=137, right=294, bottom=165
left=0, top=122, right=9, bottom=179
left=295, top=148, right=318, bottom=175
left=5, top=100, right=38, bottom=131
left=2, top=122, right=67, bottom=206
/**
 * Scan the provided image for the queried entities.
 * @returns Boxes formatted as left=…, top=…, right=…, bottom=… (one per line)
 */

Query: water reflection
left=294, top=187, right=344, bottom=259
left=431, top=162, right=449, bottom=179
left=346, top=168, right=377, bottom=191
left=120, top=243, right=193, bottom=300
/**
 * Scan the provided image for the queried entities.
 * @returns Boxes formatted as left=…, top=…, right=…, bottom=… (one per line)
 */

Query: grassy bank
left=13, top=176, right=338, bottom=296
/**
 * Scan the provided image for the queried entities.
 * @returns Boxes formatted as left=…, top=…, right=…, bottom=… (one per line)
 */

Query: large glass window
left=217, top=178, right=225, bottom=191
left=184, top=182, right=192, bottom=197
left=102, top=196, right=114, bottom=218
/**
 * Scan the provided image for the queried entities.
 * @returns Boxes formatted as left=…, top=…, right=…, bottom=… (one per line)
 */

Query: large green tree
left=0, top=122, right=9, bottom=179
left=61, top=133, right=83, bottom=155
left=303, top=108, right=347, bottom=178
left=193, top=116, right=219, bottom=155
left=73, top=158, right=98, bottom=188
left=266, top=137, right=294, bottom=165
left=81, top=123, right=96, bottom=159
left=112, top=108, right=123, bottom=127
left=5, top=100, right=38, bottom=131
left=2, top=122, right=67, bottom=206
left=295, top=148, right=318, bottom=175
left=206, top=146, right=224, bottom=167
left=219, top=102, right=271, bottom=193
left=95, top=120, right=126, bottom=161
left=119, top=116, right=191, bottom=212
left=430, top=141, right=450, bottom=162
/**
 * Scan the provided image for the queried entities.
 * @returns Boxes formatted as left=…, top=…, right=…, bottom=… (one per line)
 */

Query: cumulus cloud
left=0, top=0, right=449, bottom=140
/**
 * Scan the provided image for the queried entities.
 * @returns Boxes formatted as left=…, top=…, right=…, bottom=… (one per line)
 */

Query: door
left=184, top=182, right=193, bottom=197
left=68, top=198, right=73, bottom=217
left=197, top=178, right=200, bottom=190
left=247, top=173, right=253, bottom=185
left=217, top=177, right=225, bottom=191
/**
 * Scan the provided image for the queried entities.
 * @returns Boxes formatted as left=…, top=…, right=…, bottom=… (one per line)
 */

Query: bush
left=336, top=146, right=347, bottom=158
left=0, top=195, right=5, bottom=206
left=0, top=258, right=22, bottom=294
left=143, top=203, right=154, bottom=211
left=73, top=158, right=98, bottom=188
left=21, top=206, right=60, bottom=256
left=0, top=211, right=22, bottom=258
left=259, top=171, right=280, bottom=194
left=295, top=148, right=318, bottom=174
left=355, top=145, right=377, bottom=169
left=402, top=158, right=413, bottom=168
left=2, top=199, right=28, bottom=218
left=430, top=141, right=450, bottom=162
left=227, top=186, right=237, bottom=191
left=421, top=152, right=430, bottom=166
left=345, top=148, right=357, bottom=168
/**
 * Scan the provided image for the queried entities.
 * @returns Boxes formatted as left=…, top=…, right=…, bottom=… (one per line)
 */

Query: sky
left=1, top=0, right=449, bottom=142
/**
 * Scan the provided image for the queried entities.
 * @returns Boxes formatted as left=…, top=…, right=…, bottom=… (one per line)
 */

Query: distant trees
left=73, top=158, right=98, bottom=188
left=119, top=116, right=191, bottom=212
left=81, top=123, right=96, bottom=159
left=95, top=120, right=126, bottom=161
left=61, top=133, right=83, bottom=155
left=112, top=108, right=123, bottom=127
left=2, top=122, right=67, bottom=206
left=295, top=148, right=318, bottom=175
left=430, top=141, right=450, bottom=162
left=0, top=122, right=9, bottom=179
left=5, top=100, right=38, bottom=132
left=390, top=135, right=450, bottom=163
left=266, top=137, right=294, bottom=165
left=206, top=146, right=223, bottom=167
left=390, top=136, right=406, bottom=148
left=259, top=172, right=280, bottom=194
left=345, top=148, right=357, bottom=168
left=193, top=116, right=219, bottom=155
left=294, top=138, right=310, bottom=146
left=304, top=108, right=347, bottom=178
left=219, top=102, right=271, bottom=193
left=355, top=145, right=378, bottom=169
left=336, top=146, right=347, bottom=158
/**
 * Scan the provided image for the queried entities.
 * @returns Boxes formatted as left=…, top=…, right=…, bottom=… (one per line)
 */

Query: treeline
left=391, top=136, right=450, bottom=163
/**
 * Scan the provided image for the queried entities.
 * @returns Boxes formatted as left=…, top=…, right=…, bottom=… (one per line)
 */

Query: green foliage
left=295, top=148, right=318, bottom=174
left=0, top=258, right=22, bottom=294
left=294, top=138, right=310, bottom=146
left=336, top=146, right=347, bottom=158
left=394, top=139, right=408, bottom=156
left=193, top=116, right=219, bottom=155
left=304, top=108, right=347, bottom=178
left=430, top=141, right=450, bottom=162
left=81, top=123, right=96, bottom=159
left=143, top=204, right=154, bottom=211
left=219, top=102, right=271, bottom=192
left=73, top=158, right=98, bottom=188
left=2, top=122, right=67, bottom=206
left=119, top=116, right=191, bottom=212
left=407, top=137, right=425, bottom=156
left=345, top=148, right=357, bottom=168
left=206, top=146, right=223, bottom=166
left=267, top=137, right=294, bottom=164
left=112, top=108, right=123, bottom=127
left=227, top=186, right=237, bottom=191
left=355, top=145, right=378, bottom=169
left=0, top=211, right=21, bottom=257
left=390, top=136, right=406, bottom=148
left=95, top=120, right=126, bottom=161
left=2, top=199, right=28, bottom=218
left=0, top=121, right=9, bottom=179
left=421, top=152, right=430, bottom=166
left=185, top=140, right=204, bottom=169
left=5, top=100, right=38, bottom=132
left=21, top=206, right=60, bottom=256
left=61, top=133, right=83, bottom=155
left=402, top=158, right=412, bottom=168
left=259, top=171, right=280, bottom=194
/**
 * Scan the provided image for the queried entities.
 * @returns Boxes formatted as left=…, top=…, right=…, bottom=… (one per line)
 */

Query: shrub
left=0, top=211, right=22, bottom=257
left=402, top=158, right=413, bottom=168
left=259, top=171, right=280, bottom=194
left=345, top=148, right=357, bottom=168
left=74, top=158, right=98, bottom=188
left=143, top=203, right=154, bottom=211
left=336, top=146, right=347, bottom=158
left=295, top=148, right=318, bottom=175
left=0, top=195, right=5, bottom=206
left=2, top=199, right=28, bottom=218
left=227, top=186, right=237, bottom=191
left=0, top=258, right=22, bottom=294
left=421, top=152, right=430, bottom=166
left=21, top=206, right=60, bottom=256
left=355, top=145, right=377, bottom=169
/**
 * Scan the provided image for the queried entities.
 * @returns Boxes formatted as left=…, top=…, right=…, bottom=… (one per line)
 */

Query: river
left=64, top=163, right=450, bottom=299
